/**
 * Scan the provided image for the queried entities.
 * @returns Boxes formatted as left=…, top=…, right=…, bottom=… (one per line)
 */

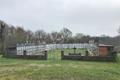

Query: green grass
left=0, top=50, right=120, bottom=80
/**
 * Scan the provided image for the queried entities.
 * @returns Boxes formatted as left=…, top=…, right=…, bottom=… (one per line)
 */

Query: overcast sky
left=0, top=0, right=120, bottom=36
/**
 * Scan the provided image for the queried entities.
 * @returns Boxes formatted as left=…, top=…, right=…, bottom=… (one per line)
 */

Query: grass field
left=0, top=49, right=120, bottom=80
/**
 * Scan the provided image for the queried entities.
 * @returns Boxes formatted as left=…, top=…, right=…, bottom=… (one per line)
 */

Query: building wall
left=99, top=47, right=108, bottom=56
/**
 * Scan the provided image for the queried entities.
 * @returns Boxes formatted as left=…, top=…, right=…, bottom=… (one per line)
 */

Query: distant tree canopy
left=0, top=20, right=120, bottom=54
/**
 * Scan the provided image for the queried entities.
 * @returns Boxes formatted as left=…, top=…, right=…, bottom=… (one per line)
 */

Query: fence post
left=23, top=50, right=27, bottom=56
left=61, top=50, right=64, bottom=60
left=44, top=50, right=47, bottom=60
left=111, top=51, right=117, bottom=61
left=85, top=50, right=89, bottom=56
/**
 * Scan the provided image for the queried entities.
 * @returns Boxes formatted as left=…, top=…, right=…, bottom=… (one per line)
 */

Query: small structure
left=98, top=44, right=114, bottom=57
left=5, top=47, right=17, bottom=56
left=61, top=44, right=117, bottom=61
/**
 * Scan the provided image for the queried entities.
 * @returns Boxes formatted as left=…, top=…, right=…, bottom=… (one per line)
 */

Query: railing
left=16, top=43, right=97, bottom=55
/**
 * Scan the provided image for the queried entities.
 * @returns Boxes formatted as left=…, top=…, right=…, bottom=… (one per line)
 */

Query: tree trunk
left=0, top=23, right=6, bottom=55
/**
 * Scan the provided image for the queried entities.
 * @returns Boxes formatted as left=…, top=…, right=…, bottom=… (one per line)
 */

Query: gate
left=47, top=49, right=61, bottom=60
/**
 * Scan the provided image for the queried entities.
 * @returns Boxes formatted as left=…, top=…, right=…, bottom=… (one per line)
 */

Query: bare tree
left=26, top=30, right=34, bottom=43
left=35, top=30, right=46, bottom=44
left=14, top=27, right=27, bottom=43
left=74, top=33, right=84, bottom=43
left=60, top=28, right=72, bottom=43
left=0, top=21, right=6, bottom=54
left=50, top=32, right=63, bottom=43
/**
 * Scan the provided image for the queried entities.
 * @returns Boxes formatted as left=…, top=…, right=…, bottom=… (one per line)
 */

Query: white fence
left=17, top=43, right=97, bottom=55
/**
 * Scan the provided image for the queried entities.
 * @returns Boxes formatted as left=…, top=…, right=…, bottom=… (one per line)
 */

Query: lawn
left=0, top=49, right=120, bottom=80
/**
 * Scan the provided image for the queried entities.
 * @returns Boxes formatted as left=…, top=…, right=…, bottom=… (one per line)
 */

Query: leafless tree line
left=0, top=20, right=120, bottom=54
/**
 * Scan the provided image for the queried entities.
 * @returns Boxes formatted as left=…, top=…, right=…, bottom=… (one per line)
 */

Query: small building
left=6, top=46, right=17, bottom=57
left=98, top=44, right=114, bottom=57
